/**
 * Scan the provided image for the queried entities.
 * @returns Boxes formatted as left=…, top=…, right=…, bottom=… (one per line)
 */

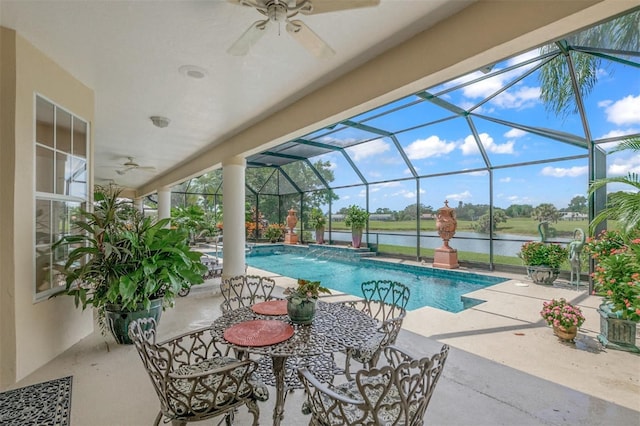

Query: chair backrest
left=220, top=275, right=277, bottom=312
left=361, top=280, right=410, bottom=310
left=357, top=344, right=450, bottom=425
left=128, top=318, right=174, bottom=411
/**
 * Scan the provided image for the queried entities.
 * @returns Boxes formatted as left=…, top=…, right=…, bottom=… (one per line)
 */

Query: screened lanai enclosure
left=168, top=10, right=639, bottom=271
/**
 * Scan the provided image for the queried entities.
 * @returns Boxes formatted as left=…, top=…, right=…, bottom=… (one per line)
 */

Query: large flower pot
left=105, top=298, right=163, bottom=344
left=287, top=298, right=317, bottom=325
left=315, top=227, right=325, bottom=244
left=597, top=304, right=639, bottom=353
left=351, top=228, right=363, bottom=248
left=527, top=265, right=559, bottom=285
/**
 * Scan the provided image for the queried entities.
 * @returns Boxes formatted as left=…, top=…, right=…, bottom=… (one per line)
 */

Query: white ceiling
left=1, top=0, right=475, bottom=189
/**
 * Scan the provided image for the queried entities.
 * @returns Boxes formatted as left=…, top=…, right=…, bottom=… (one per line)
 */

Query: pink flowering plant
left=584, top=230, right=640, bottom=321
left=540, top=298, right=585, bottom=329
left=284, top=278, right=331, bottom=304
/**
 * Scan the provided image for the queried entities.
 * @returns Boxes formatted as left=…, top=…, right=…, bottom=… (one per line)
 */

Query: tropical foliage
left=284, top=278, right=331, bottom=304
left=584, top=230, right=640, bottom=321
left=344, top=205, right=370, bottom=230
left=54, top=185, right=207, bottom=315
left=518, top=241, right=568, bottom=269
left=589, top=137, right=640, bottom=236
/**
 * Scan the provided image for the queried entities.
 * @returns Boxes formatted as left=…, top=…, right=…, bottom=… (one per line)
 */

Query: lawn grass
left=377, top=244, right=525, bottom=267
left=331, top=217, right=592, bottom=238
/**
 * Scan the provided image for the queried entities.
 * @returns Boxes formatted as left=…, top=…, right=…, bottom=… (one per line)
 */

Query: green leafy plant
left=344, top=205, right=369, bottom=230
left=584, top=230, right=640, bottom=321
left=518, top=241, right=568, bottom=269
left=264, top=223, right=284, bottom=242
left=54, top=185, right=207, bottom=316
left=540, top=298, right=585, bottom=329
left=309, top=208, right=326, bottom=229
left=284, top=278, right=331, bottom=304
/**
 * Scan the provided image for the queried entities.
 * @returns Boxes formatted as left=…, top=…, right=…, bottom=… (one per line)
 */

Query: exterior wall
left=0, top=27, right=95, bottom=387
left=0, top=26, right=18, bottom=389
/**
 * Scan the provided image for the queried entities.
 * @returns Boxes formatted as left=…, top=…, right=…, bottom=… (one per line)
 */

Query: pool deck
left=7, top=250, right=639, bottom=425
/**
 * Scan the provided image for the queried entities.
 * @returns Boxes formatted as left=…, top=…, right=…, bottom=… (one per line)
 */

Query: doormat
left=0, top=375, right=72, bottom=426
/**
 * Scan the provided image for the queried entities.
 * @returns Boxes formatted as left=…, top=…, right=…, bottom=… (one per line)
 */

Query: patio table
left=211, top=300, right=378, bottom=426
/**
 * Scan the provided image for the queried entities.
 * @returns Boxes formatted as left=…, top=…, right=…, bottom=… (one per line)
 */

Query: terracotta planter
left=553, top=325, right=577, bottom=341
left=287, top=298, right=317, bottom=325
left=527, top=265, right=559, bottom=285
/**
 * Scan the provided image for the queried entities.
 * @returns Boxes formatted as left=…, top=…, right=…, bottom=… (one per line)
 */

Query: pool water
left=244, top=252, right=507, bottom=313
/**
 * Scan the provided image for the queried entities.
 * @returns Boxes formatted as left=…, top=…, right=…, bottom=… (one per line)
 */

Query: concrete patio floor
left=8, top=262, right=640, bottom=425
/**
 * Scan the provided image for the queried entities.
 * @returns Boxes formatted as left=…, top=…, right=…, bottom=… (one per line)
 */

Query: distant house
left=561, top=212, right=588, bottom=221
left=421, top=213, right=436, bottom=220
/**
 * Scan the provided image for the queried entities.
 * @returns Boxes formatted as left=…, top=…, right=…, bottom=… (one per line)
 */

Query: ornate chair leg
left=246, top=400, right=260, bottom=426
left=344, top=349, right=354, bottom=381
left=153, top=411, right=162, bottom=426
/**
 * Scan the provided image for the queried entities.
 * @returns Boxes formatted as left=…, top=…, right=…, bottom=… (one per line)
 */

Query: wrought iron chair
left=298, top=344, right=450, bottom=425
left=220, top=275, right=278, bottom=313
left=340, top=280, right=410, bottom=379
left=128, top=317, right=268, bottom=426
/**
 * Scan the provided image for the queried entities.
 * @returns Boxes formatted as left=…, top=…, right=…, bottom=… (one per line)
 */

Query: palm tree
left=539, top=10, right=639, bottom=118
left=589, top=137, right=640, bottom=235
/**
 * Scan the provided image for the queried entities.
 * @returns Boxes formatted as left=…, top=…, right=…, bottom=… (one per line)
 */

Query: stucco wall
left=1, top=28, right=95, bottom=386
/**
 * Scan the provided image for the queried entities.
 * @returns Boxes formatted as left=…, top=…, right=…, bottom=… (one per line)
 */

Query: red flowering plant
left=584, top=230, right=640, bottom=321
left=540, top=298, right=585, bottom=329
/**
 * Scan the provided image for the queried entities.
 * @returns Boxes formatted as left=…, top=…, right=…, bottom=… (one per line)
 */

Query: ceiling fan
left=116, top=157, right=156, bottom=175
left=227, top=0, right=380, bottom=58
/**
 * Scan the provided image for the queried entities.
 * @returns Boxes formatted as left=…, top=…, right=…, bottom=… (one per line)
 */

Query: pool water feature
left=242, top=246, right=507, bottom=313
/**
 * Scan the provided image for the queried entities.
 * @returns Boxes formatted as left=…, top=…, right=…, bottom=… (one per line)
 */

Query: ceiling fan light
left=150, top=116, right=170, bottom=128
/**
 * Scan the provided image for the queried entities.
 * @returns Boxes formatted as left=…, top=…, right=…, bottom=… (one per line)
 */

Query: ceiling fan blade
left=301, top=0, right=379, bottom=15
left=286, top=20, right=335, bottom=59
left=228, top=20, right=269, bottom=56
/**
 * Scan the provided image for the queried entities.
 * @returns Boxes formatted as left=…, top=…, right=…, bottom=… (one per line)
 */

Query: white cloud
left=492, top=85, right=540, bottom=109
left=392, top=188, right=425, bottom=199
left=608, top=154, right=640, bottom=176
left=464, top=170, right=489, bottom=176
left=598, top=99, right=613, bottom=108
left=504, top=128, right=526, bottom=138
left=603, top=94, right=640, bottom=125
left=345, top=139, right=390, bottom=161
left=404, top=135, right=456, bottom=159
left=446, top=190, right=472, bottom=201
left=499, top=177, right=512, bottom=183
left=460, top=133, right=515, bottom=155
left=599, top=129, right=640, bottom=139
left=540, top=166, right=588, bottom=177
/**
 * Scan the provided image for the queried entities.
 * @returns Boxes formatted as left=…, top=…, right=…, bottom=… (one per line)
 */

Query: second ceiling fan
left=227, top=0, right=379, bottom=58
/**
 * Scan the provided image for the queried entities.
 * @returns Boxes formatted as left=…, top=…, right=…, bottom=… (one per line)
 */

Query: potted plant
left=283, top=278, right=331, bottom=324
left=344, top=205, right=369, bottom=248
left=54, top=185, right=207, bottom=344
left=264, top=223, right=284, bottom=243
left=540, top=298, right=586, bottom=341
left=584, top=230, right=640, bottom=352
left=518, top=241, right=568, bottom=285
left=309, top=208, right=327, bottom=244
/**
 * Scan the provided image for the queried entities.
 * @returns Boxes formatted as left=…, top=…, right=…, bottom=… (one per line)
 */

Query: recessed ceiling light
left=179, top=65, right=207, bottom=79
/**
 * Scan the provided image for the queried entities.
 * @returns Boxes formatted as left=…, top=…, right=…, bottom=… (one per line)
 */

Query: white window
left=34, top=95, right=89, bottom=300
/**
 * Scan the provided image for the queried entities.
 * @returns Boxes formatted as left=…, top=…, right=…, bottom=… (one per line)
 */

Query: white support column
left=157, top=187, right=171, bottom=221
left=133, top=197, right=144, bottom=213
left=222, top=156, right=246, bottom=278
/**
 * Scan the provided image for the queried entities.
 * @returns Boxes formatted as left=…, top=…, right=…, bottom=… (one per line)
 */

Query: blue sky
left=308, top=46, right=640, bottom=212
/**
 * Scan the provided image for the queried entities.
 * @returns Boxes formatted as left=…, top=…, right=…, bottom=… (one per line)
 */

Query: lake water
left=326, top=230, right=571, bottom=258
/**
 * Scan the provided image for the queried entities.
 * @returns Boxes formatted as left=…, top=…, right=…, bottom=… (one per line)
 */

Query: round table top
left=211, top=301, right=379, bottom=357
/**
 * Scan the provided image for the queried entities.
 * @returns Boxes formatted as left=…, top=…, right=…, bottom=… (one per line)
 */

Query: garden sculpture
left=568, top=228, right=585, bottom=289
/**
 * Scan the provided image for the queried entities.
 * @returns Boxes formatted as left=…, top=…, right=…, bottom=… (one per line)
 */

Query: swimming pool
left=240, top=247, right=507, bottom=313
